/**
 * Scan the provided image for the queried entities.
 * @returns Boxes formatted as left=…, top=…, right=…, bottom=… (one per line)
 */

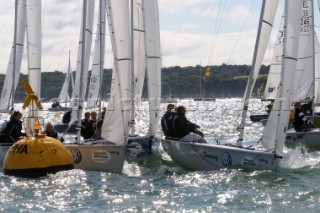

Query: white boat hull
left=161, top=139, right=279, bottom=171
left=65, top=141, right=125, bottom=174
left=285, top=130, right=320, bottom=150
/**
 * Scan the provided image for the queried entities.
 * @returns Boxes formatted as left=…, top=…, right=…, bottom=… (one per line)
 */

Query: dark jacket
left=161, top=111, right=175, bottom=137
left=293, top=107, right=312, bottom=131
left=82, top=119, right=96, bottom=139
left=62, top=110, right=72, bottom=124
left=173, top=113, right=203, bottom=139
left=46, top=130, right=58, bottom=139
left=5, top=118, right=25, bottom=143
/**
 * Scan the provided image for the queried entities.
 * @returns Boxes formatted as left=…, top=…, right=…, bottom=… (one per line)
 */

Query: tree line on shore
left=0, top=64, right=270, bottom=102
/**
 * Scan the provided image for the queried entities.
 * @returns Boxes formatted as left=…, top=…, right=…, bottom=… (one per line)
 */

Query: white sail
left=263, top=14, right=284, bottom=100
left=71, top=0, right=95, bottom=105
left=87, top=0, right=106, bottom=109
left=0, top=0, right=26, bottom=112
left=58, top=53, right=73, bottom=103
left=314, top=35, right=320, bottom=112
left=133, top=0, right=146, bottom=103
left=143, top=0, right=161, bottom=136
left=102, top=0, right=132, bottom=144
left=129, top=0, right=146, bottom=134
left=262, top=0, right=301, bottom=154
left=238, top=0, right=278, bottom=142
left=264, top=0, right=314, bottom=101
left=294, top=0, right=314, bottom=102
left=26, top=0, right=41, bottom=104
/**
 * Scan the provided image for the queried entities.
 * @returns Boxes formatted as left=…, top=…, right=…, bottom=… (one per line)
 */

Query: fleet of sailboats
left=2, top=0, right=320, bottom=175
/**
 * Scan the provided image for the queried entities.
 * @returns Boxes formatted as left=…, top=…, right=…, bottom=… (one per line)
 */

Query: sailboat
left=62, top=0, right=128, bottom=173
left=161, top=0, right=301, bottom=171
left=48, top=51, right=74, bottom=112
left=263, top=0, right=320, bottom=151
left=0, top=0, right=26, bottom=164
left=126, top=0, right=162, bottom=157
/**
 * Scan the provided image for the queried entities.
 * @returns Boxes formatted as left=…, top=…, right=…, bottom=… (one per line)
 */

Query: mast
left=311, top=0, right=315, bottom=114
left=98, top=0, right=105, bottom=118
left=11, top=0, right=18, bottom=112
left=66, top=50, right=71, bottom=107
left=77, top=0, right=87, bottom=143
left=237, top=0, right=267, bottom=144
left=237, top=0, right=278, bottom=144
left=130, top=0, right=135, bottom=136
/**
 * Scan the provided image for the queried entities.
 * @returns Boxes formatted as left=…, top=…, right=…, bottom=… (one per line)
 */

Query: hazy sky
left=0, top=0, right=319, bottom=74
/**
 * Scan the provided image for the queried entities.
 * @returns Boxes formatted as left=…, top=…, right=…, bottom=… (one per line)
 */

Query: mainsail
left=102, top=0, right=132, bottom=144
left=262, top=0, right=302, bottom=154
left=264, top=0, right=314, bottom=102
left=26, top=0, right=41, bottom=108
left=58, top=51, right=74, bottom=103
left=71, top=0, right=95, bottom=105
left=0, top=0, right=26, bottom=112
left=143, top=0, right=161, bottom=136
left=87, top=0, right=106, bottom=109
left=129, top=0, right=146, bottom=134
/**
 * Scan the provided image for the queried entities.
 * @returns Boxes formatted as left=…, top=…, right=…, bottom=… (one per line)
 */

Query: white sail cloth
left=102, top=0, right=132, bottom=144
left=262, top=0, right=302, bottom=154
left=143, top=0, right=162, bottom=136
left=0, top=0, right=26, bottom=111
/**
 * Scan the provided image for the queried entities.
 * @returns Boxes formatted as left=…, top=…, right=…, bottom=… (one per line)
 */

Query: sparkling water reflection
left=0, top=99, right=320, bottom=212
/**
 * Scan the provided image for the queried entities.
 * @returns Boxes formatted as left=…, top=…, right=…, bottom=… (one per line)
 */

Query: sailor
left=4, top=111, right=26, bottom=143
left=173, top=105, right=206, bottom=143
left=81, top=112, right=91, bottom=138
left=44, top=122, right=58, bottom=139
left=161, top=104, right=175, bottom=138
left=62, top=110, right=72, bottom=124
left=293, top=102, right=314, bottom=132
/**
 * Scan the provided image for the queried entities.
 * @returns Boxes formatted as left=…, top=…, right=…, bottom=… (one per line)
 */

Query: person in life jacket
left=173, top=105, right=206, bottom=143
left=293, top=102, right=314, bottom=132
left=161, top=104, right=176, bottom=138
left=4, top=111, right=26, bottom=143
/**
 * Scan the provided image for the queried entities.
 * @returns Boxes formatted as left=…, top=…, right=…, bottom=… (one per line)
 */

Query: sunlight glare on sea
left=1, top=99, right=320, bottom=212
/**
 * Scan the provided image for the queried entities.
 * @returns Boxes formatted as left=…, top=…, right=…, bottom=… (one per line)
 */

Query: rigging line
left=207, top=0, right=224, bottom=66
left=208, top=0, right=228, bottom=66
left=226, top=0, right=255, bottom=64
left=55, top=1, right=79, bottom=72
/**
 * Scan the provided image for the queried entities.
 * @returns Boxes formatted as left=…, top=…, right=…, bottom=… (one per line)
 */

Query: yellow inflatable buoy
left=3, top=136, right=74, bottom=178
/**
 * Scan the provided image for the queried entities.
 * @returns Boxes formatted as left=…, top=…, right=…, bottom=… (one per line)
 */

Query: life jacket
left=290, top=110, right=295, bottom=121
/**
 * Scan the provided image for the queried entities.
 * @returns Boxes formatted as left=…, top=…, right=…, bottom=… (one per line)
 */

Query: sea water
left=1, top=98, right=320, bottom=212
